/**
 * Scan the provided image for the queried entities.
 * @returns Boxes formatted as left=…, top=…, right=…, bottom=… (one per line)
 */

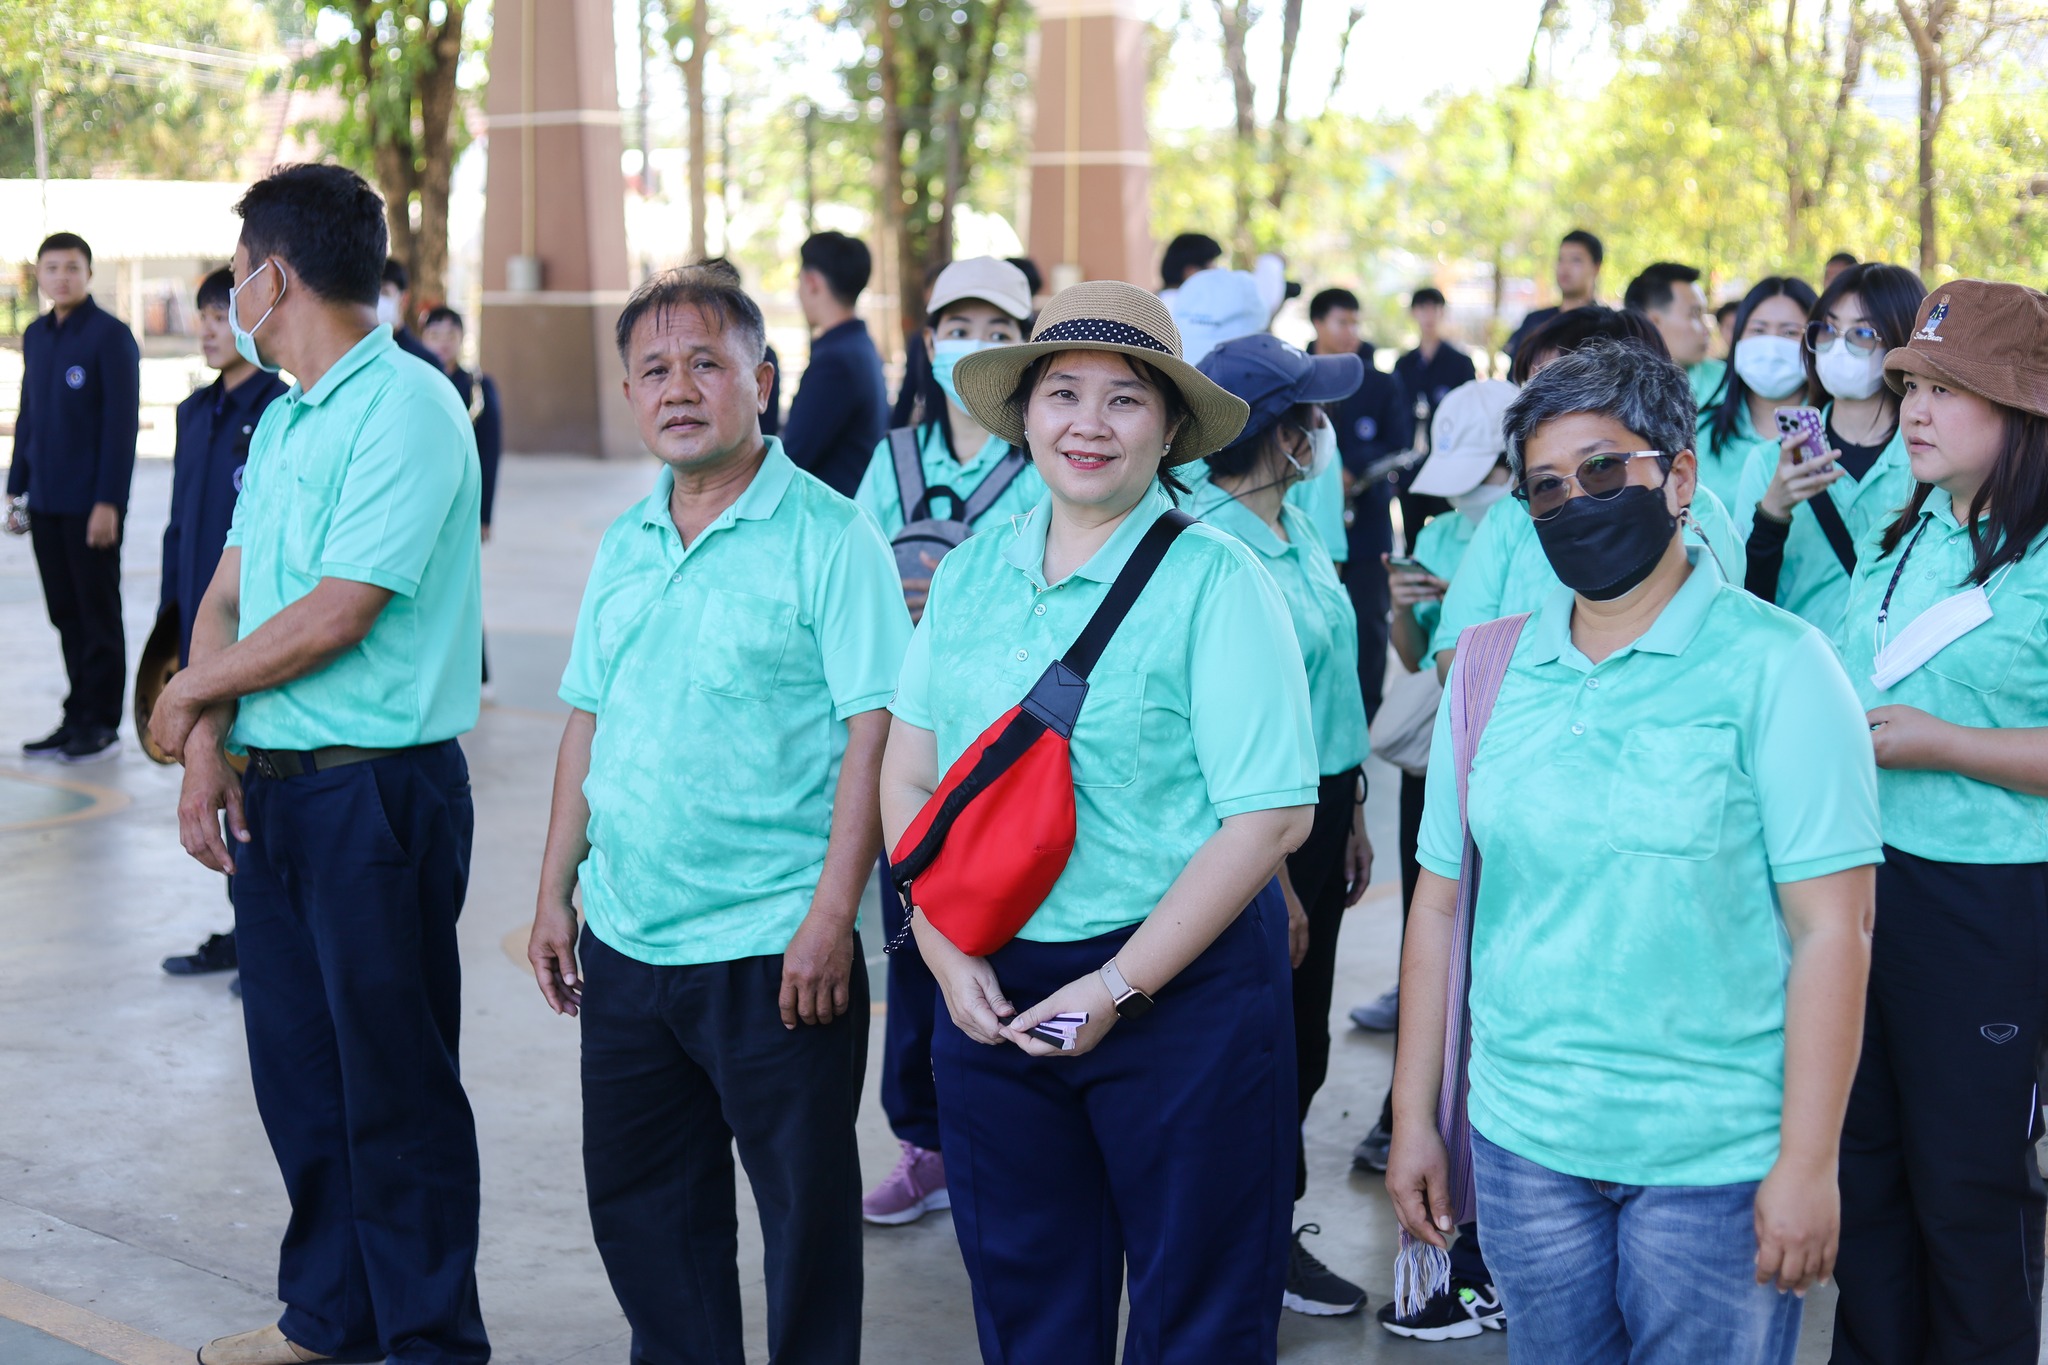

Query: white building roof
left=0, top=179, right=246, bottom=264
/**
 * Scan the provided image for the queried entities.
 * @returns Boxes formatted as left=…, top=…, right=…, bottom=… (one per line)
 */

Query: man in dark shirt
left=781, top=231, right=887, bottom=496
left=1309, top=288, right=1414, bottom=717
left=1503, top=227, right=1604, bottom=364
left=1393, top=287, right=1478, bottom=422
left=157, top=268, right=290, bottom=982
left=8, top=232, right=141, bottom=762
left=379, top=257, right=446, bottom=372
left=420, top=307, right=503, bottom=538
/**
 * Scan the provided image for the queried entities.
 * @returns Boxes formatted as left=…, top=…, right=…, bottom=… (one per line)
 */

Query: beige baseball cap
left=927, top=257, right=1033, bottom=324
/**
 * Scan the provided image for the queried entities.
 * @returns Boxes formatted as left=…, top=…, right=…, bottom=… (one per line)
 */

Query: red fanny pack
left=889, top=510, right=1194, bottom=956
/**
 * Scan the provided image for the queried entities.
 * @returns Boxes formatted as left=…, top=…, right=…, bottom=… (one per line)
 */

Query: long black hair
left=1879, top=406, right=2048, bottom=587
left=1804, top=263, right=1926, bottom=400
left=1703, top=276, right=1818, bottom=447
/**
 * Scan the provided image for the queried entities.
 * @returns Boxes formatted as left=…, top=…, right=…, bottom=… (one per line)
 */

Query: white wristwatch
left=1099, top=959, right=1155, bottom=1019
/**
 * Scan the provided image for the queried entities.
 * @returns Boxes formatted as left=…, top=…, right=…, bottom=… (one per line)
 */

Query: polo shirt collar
left=1002, top=482, right=1175, bottom=588
left=220, top=370, right=274, bottom=417
left=639, top=438, right=799, bottom=540
left=1925, top=486, right=1964, bottom=531
left=49, top=295, right=100, bottom=334
left=1191, top=482, right=1288, bottom=559
left=298, top=326, right=395, bottom=407
left=1527, top=547, right=1720, bottom=668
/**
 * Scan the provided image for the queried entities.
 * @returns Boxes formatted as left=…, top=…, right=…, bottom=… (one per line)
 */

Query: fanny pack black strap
left=1059, top=509, right=1195, bottom=679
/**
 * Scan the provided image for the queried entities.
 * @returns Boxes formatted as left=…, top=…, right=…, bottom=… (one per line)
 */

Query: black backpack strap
left=888, top=427, right=927, bottom=521
left=1806, top=489, right=1860, bottom=577
left=1060, top=509, right=1195, bottom=678
left=958, top=446, right=1028, bottom=526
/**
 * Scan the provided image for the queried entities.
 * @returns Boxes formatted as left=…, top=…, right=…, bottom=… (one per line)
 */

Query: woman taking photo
left=1697, top=276, right=1818, bottom=515
left=881, top=281, right=1320, bottom=1364
left=1831, top=281, right=2048, bottom=1365
left=1193, top=331, right=1375, bottom=1317
left=854, top=255, right=1039, bottom=1228
left=1738, top=264, right=1926, bottom=636
left=1386, top=340, right=1880, bottom=1363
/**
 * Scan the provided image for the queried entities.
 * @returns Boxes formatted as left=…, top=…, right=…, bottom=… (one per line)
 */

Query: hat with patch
left=1884, top=279, right=2048, bottom=420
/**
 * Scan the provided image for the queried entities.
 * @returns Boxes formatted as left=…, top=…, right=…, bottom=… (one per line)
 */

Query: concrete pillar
left=479, top=0, right=639, bottom=459
left=1025, top=0, right=1154, bottom=291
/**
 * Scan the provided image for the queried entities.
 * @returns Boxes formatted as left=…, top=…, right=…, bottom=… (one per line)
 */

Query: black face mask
left=1530, top=485, right=1678, bottom=601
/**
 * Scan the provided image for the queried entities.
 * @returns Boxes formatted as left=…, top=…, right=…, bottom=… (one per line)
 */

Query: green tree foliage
left=0, top=0, right=277, bottom=180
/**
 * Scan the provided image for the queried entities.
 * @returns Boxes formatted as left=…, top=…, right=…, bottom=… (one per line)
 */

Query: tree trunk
left=354, top=3, right=416, bottom=278
left=875, top=8, right=911, bottom=340
left=1895, top=0, right=1949, bottom=276
left=1213, top=0, right=1257, bottom=259
left=684, top=0, right=709, bottom=262
left=410, top=0, right=464, bottom=308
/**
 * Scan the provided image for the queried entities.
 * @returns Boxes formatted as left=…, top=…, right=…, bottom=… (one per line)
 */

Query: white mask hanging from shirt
left=1869, top=520, right=2016, bottom=690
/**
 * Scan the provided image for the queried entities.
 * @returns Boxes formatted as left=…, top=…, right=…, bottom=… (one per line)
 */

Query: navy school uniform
left=1318, top=343, right=1414, bottom=716
left=162, top=371, right=289, bottom=664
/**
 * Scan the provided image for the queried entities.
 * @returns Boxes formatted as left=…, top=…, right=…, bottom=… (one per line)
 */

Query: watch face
left=1115, top=989, right=1154, bottom=1020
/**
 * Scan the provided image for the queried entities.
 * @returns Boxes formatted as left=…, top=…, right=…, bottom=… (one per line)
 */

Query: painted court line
left=0, top=1277, right=192, bottom=1365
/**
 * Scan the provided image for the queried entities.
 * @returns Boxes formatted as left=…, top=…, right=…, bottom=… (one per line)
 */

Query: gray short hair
left=615, top=265, right=767, bottom=366
left=1502, top=338, right=1697, bottom=479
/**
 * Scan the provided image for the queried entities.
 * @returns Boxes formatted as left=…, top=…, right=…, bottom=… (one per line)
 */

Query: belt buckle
left=251, top=749, right=281, bottom=780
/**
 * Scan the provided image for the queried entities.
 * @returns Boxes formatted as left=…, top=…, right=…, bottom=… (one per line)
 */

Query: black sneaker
left=1282, top=1224, right=1366, bottom=1316
left=1377, top=1281, right=1505, bottom=1341
left=163, top=932, right=239, bottom=976
left=58, top=726, right=119, bottom=764
left=1352, top=1121, right=1391, bottom=1173
left=22, top=725, right=72, bottom=759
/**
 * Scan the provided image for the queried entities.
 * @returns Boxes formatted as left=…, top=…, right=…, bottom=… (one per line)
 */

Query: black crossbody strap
left=1806, top=489, right=1860, bottom=577
left=958, top=446, right=1027, bottom=525
left=1059, top=509, right=1195, bottom=678
left=888, top=427, right=927, bottom=520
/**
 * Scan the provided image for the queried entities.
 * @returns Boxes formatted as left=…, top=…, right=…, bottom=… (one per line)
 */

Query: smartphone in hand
left=1774, top=406, right=1828, bottom=465
left=1386, top=555, right=1428, bottom=575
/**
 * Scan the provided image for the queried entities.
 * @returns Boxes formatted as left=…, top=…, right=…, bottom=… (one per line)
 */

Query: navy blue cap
left=1195, top=332, right=1364, bottom=443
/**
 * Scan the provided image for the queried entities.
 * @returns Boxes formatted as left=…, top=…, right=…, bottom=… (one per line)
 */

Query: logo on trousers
left=1982, top=1023, right=2019, bottom=1044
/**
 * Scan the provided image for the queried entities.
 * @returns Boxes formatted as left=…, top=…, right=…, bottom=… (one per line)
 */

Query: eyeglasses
left=1512, top=451, right=1669, bottom=520
left=1805, top=321, right=1884, bottom=356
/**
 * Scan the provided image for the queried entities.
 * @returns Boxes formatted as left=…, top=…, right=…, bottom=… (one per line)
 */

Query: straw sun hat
left=951, top=279, right=1252, bottom=465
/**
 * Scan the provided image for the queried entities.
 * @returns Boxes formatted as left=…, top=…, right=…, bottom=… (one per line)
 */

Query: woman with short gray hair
left=1384, top=339, right=1882, bottom=1362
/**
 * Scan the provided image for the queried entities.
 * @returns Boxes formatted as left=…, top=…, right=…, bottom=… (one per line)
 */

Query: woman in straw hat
left=1829, top=280, right=2048, bottom=1364
left=880, top=280, right=1321, bottom=1362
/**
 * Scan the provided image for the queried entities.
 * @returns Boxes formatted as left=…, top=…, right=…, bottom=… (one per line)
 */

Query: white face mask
left=1870, top=520, right=2015, bottom=690
left=375, top=294, right=401, bottom=328
left=1733, top=334, right=1806, bottom=400
left=1449, top=479, right=1510, bottom=524
left=1814, top=337, right=1886, bottom=401
left=1284, top=420, right=1338, bottom=483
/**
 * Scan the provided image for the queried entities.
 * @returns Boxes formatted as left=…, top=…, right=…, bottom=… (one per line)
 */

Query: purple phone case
left=1776, top=407, right=1827, bottom=463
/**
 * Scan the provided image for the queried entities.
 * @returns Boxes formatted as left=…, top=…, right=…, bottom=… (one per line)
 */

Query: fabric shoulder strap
left=1061, top=510, right=1194, bottom=679
left=958, top=446, right=1027, bottom=525
left=1451, top=612, right=1529, bottom=822
left=1806, top=488, right=1860, bottom=577
left=888, top=427, right=926, bottom=520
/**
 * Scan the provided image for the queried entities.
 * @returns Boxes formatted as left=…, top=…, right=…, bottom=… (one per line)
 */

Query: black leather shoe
left=22, top=725, right=72, bottom=758
left=163, top=932, right=238, bottom=976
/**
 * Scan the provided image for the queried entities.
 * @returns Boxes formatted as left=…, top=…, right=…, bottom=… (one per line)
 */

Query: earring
left=1163, top=443, right=1172, bottom=455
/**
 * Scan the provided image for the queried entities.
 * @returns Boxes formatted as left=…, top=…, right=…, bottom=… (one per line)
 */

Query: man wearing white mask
left=1695, top=277, right=1818, bottom=516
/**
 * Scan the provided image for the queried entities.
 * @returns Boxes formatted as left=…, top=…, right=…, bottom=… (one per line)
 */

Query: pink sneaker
left=863, top=1141, right=949, bottom=1225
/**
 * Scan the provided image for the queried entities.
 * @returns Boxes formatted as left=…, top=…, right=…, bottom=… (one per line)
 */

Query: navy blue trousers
left=578, top=928, right=868, bottom=1365
left=1833, top=848, right=2048, bottom=1365
left=932, top=881, right=1295, bottom=1365
left=880, top=860, right=943, bottom=1150
left=233, top=741, right=487, bottom=1365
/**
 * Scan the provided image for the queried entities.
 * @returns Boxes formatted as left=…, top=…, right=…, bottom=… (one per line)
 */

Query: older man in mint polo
left=526, top=266, right=909, bottom=1365
left=147, top=162, right=487, bottom=1365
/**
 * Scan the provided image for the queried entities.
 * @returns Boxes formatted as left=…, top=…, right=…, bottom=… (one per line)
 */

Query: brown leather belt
left=244, top=745, right=404, bottom=780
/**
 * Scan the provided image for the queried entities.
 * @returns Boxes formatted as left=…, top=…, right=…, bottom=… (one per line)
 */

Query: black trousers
left=1834, top=847, right=2048, bottom=1364
left=579, top=928, right=868, bottom=1365
left=1345, top=557, right=1392, bottom=720
left=879, top=860, right=943, bottom=1150
left=233, top=742, right=487, bottom=1364
left=29, top=510, right=125, bottom=732
left=1288, top=768, right=1362, bottom=1202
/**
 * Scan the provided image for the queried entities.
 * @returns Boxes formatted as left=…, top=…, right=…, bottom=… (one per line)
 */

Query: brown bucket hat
left=1884, top=279, right=2048, bottom=420
left=951, top=279, right=1252, bottom=465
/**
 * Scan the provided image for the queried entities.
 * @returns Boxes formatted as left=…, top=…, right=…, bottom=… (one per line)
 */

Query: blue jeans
left=1470, top=1129, right=1800, bottom=1364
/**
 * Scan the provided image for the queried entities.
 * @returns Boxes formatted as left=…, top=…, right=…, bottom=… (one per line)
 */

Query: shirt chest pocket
left=1071, top=669, right=1144, bottom=789
left=692, top=588, right=798, bottom=702
left=1926, top=590, right=2048, bottom=696
left=1605, top=725, right=1736, bottom=861
left=284, top=475, right=343, bottom=577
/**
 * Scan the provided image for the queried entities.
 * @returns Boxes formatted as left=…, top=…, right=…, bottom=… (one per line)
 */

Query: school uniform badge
left=64, top=365, right=85, bottom=388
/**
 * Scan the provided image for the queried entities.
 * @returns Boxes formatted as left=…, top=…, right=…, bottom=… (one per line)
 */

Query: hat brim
left=1410, top=446, right=1498, bottom=498
left=1295, top=351, right=1366, bottom=405
left=1882, top=343, right=2048, bottom=419
left=953, top=340, right=1252, bottom=465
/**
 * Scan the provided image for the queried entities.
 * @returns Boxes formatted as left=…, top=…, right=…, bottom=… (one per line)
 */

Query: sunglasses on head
left=1512, top=450, right=1670, bottom=521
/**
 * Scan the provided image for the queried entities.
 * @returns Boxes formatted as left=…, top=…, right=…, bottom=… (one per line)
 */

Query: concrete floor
left=0, top=454, right=1856, bottom=1363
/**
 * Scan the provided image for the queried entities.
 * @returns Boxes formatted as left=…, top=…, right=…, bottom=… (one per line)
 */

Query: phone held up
left=1775, top=406, right=1829, bottom=465
left=1386, top=555, right=1427, bottom=575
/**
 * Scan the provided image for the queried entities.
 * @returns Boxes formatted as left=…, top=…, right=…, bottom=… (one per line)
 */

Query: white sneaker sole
left=59, top=741, right=120, bottom=765
left=1282, top=1291, right=1364, bottom=1317
left=1379, top=1313, right=1504, bottom=1341
left=862, top=1186, right=950, bottom=1226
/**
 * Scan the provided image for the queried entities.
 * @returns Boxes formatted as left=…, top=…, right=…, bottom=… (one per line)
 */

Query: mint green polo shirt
left=892, top=482, right=1320, bottom=943
left=1731, top=405, right=1914, bottom=637
left=1189, top=482, right=1368, bottom=774
left=1420, top=553, right=1882, bottom=1186
left=1694, top=402, right=1775, bottom=525
left=1429, top=483, right=1745, bottom=659
left=1688, top=358, right=1728, bottom=410
left=225, top=326, right=481, bottom=751
left=1837, top=489, right=2048, bottom=864
left=1410, top=508, right=1482, bottom=645
left=560, top=442, right=911, bottom=965
left=1179, top=459, right=1348, bottom=564
left=852, top=424, right=1045, bottom=539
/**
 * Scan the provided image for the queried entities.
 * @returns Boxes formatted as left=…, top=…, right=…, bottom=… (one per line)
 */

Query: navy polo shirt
left=1394, top=342, right=1478, bottom=417
left=160, top=370, right=289, bottom=663
left=6, top=295, right=142, bottom=516
left=782, top=318, right=888, bottom=497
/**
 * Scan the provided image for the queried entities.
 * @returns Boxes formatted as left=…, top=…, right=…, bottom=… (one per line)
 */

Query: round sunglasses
left=1512, top=450, right=1670, bottom=521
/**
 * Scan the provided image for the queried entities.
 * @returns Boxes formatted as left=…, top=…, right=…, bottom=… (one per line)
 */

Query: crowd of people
left=6, top=160, right=2048, bottom=1365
